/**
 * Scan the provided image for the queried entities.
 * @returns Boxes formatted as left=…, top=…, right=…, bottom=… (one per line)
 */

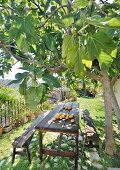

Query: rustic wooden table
left=35, top=102, right=80, bottom=169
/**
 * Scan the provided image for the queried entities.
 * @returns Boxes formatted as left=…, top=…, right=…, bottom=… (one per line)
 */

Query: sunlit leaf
left=62, top=16, right=74, bottom=27
left=108, top=17, right=120, bottom=27
left=74, top=0, right=89, bottom=8
left=62, top=35, right=86, bottom=77
left=16, top=34, right=28, bottom=52
left=87, top=31, right=117, bottom=70
left=62, top=35, right=73, bottom=59
left=86, top=17, right=120, bottom=28
left=62, top=0, right=67, bottom=5
left=82, top=59, right=92, bottom=69
left=19, top=79, right=27, bottom=95
left=25, top=85, right=43, bottom=109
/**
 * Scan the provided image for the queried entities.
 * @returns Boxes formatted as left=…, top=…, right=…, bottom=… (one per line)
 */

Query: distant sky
left=4, top=62, right=23, bottom=80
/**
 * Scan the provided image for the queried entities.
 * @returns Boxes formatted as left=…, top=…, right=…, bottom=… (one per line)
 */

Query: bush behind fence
left=0, top=98, right=34, bottom=128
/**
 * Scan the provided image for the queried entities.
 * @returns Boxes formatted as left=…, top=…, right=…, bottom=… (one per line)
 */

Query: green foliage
left=62, top=35, right=72, bottom=59
left=87, top=31, right=117, bottom=70
left=61, top=15, right=74, bottom=27
left=9, top=15, right=39, bottom=52
left=68, top=89, right=77, bottom=99
left=0, top=85, right=19, bottom=102
left=86, top=17, right=120, bottom=28
left=25, top=85, right=47, bottom=110
left=8, top=70, right=60, bottom=109
left=62, top=30, right=117, bottom=76
left=43, top=73, right=61, bottom=88
left=0, top=55, right=14, bottom=78
left=74, top=0, right=90, bottom=9
left=0, top=0, right=120, bottom=113
left=108, top=17, right=120, bottom=27
left=62, top=35, right=85, bottom=77
left=9, top=72, right=30, bottom=85
left=19, top=79, right=27, bottom=95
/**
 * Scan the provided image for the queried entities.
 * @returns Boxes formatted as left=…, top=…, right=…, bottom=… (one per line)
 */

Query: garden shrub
left=0, top=84, right=19, bottom=102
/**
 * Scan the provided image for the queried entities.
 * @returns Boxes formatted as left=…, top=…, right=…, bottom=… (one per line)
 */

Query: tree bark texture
left=110, top=84, right=120, bottom=129
left=102, top=71, right=116, bottom=155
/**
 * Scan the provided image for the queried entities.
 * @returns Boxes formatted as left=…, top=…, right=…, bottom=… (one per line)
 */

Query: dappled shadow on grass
left=0, top=132, right=82, bottom=170
left=99, top=150, right=120, bottom=169
left=92, top=115, right=120, bottom=169
left=110, top=154, right=120, bottom=167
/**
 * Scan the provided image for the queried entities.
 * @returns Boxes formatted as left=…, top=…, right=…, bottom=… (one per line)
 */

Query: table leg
left=39, top=130, right=43, bottom=162
left=75, top=133, right=79, bottom=170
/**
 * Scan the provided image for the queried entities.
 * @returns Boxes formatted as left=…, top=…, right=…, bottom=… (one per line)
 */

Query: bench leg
left=26, top=146, right=31, bottom=164
left=75, top=134, right=79, bottom=170
left=12, top=147, right=16, bottom=164
left=39, top=130, right=43, bottom=162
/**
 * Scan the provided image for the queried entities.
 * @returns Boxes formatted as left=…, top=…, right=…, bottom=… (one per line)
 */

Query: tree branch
left=0, top=40, right=68, bottom=74
left=31, top=0, right=43, bottom=14
left=86, top=68, right=102, bottom=82
left=49, top=64, right=67, bottom=73
left=99, top=0, right=105, bottom=4
left=4, top=47, right=27, bottom=61
left=94, top=2, right=107, bottom=16
left=0, top=41, right=30, bottom=62
left=36, top=5, right=67, bottom=29
left=78, top=24, right=89, bottom=35
left=67, top=0, right=80, bottom=10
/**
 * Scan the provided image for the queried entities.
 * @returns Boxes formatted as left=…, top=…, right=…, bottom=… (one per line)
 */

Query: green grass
left=0, top=123, right=31, bottom=160
left=0, top=96, right=120, bottom=170
left=78, top=96, right=120, bottom=169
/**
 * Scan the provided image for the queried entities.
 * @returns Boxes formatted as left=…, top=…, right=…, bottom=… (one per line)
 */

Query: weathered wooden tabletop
left=35, top=102, right=79, bottom=134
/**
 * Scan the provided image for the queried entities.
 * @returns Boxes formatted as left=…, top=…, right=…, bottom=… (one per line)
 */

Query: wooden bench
left=12, top=111, right=49, bottom=164
left=82, top=109, right=99, bottom=148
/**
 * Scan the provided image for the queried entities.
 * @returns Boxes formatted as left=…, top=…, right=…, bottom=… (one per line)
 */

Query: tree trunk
left=110, top=84, right=120, bottom=129
left=102, top=71, right=116, bottom=155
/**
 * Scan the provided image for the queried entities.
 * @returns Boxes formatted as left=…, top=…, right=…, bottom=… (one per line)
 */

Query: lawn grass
left=0, top=96, right=120, bottom=170
left=0, top=123, right=31, bottom=160
left=78, top=96, right=120, bottom=169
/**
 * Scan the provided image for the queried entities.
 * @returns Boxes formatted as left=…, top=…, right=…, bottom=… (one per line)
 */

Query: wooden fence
left=0, top=98, right=32, bottom=128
